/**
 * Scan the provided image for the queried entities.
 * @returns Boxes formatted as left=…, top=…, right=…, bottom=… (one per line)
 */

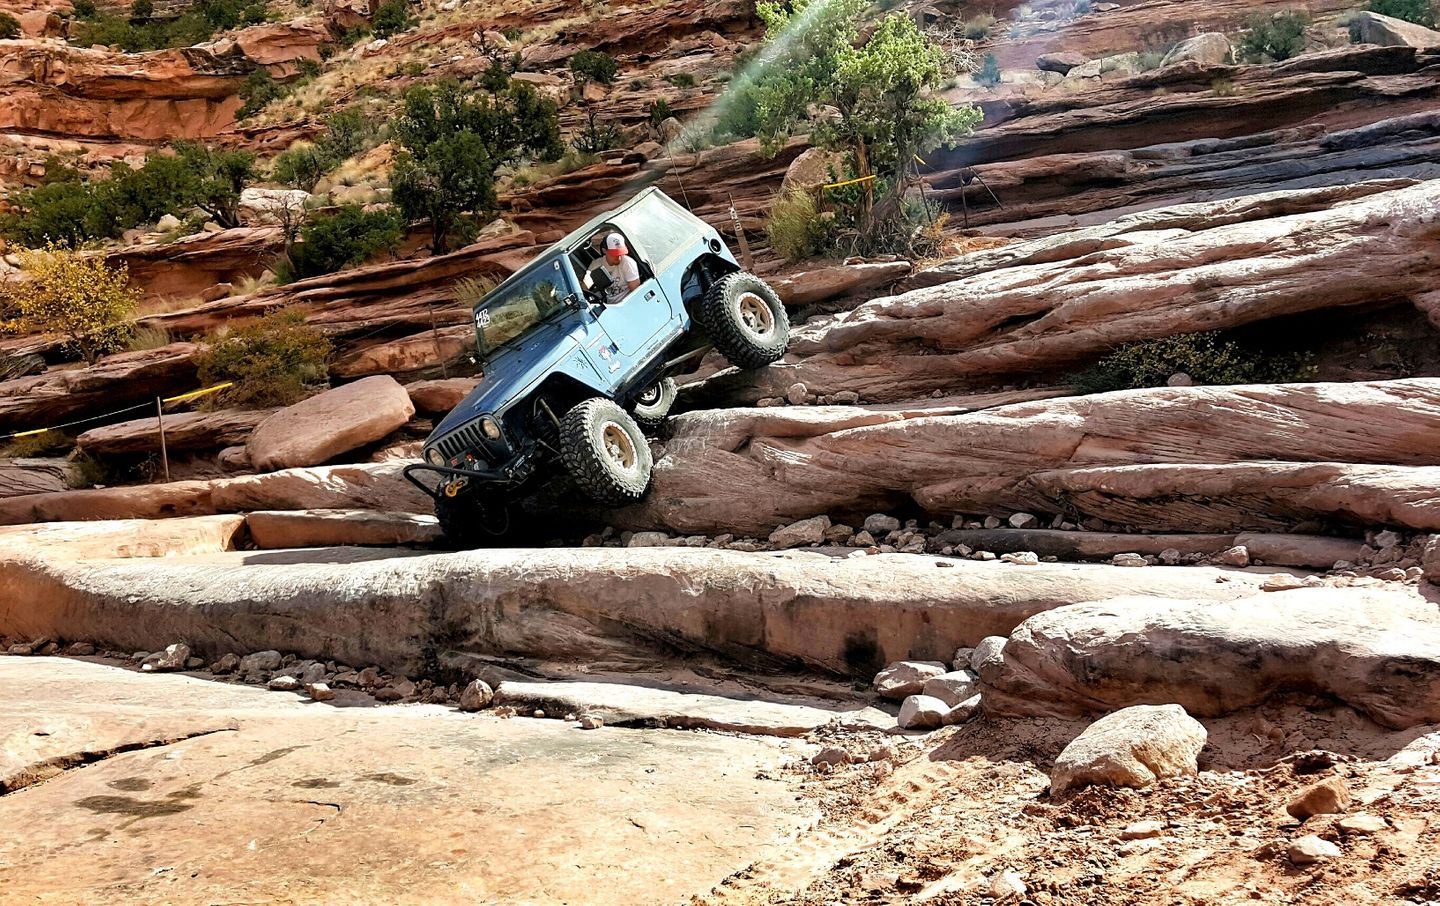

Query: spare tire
left=558, top=398, right=653, bottom=506
left=698, top=272, right=789, bottom=370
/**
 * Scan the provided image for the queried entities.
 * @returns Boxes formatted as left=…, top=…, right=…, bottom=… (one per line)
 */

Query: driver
left=588, top=232, right=641, bottom=304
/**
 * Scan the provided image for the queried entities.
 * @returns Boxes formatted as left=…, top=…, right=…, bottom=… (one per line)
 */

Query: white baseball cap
left=604, top=233, right=627, bottom=253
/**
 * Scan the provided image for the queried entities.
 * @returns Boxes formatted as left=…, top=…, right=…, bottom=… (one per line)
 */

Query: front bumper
left=402, top=448, right=538, bottom=501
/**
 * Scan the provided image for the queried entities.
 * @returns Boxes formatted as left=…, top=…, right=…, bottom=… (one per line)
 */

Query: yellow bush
left=4, top=245, right=139, bottom=364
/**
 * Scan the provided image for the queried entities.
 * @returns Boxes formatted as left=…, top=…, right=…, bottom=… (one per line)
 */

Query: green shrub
left=766, top=190, right=832, bottom=261
left=648, top=98, right=673, bottom=126
left=71, top=0, right=267, bottom=51
left=975, top=53, right=1001, bottom=86
left=196, top=309, right=331, bottom=408
left=72, top=0, right=97, bottom=18
left=1236, top=10, right=1311, bottom=63
left=288, top=204, right=404, bottom=278
left=130, top=0, right=153, bottom=19
left=1073, top=331, right=1316, bottom=394
left=371, top=0, right=413, bottom=38
left=665, top=72, right=696, bottom=88
left=569, top=109, right=625, bottom=154
left=238, top=69, right=286, bottom=118
left=0, top=11, right=21, bottom=37
left=1368, top=0, right=1436, bottom=26
left=568, top=49, right=618, bottom=84
left=962, top=13, right=994, bottom=39
left=271, top=143, right=328, bottom=190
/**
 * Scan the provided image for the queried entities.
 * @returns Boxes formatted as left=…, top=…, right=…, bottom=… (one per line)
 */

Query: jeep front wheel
left=558, top=398, right=654, bottom=506
left=699, top=272, right=789, bottom=370
left=631, top=377, right=677, bottom=432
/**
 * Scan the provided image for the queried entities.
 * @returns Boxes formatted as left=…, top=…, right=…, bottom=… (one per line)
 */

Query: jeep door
left=592, top=237, right=682, bottom=361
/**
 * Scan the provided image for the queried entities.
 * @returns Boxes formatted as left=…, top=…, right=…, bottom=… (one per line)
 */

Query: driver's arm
left=623, top=256, right=641, bottom=292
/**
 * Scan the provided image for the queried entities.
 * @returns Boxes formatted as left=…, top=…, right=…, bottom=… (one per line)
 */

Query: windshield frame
left=472, top=254, right=579, bottom=360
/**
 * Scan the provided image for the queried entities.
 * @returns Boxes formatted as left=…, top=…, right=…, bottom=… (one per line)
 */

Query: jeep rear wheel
left=559, top=398, right=653, bottom=506
left=631, top=377, right=677, bottom=432
left=699, top=272, right=789, bottom=370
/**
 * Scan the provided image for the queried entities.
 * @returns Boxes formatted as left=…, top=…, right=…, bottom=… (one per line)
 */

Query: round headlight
left=425, top=447, right=445, bottom=466
left=480, top=416, right=502, bottom=440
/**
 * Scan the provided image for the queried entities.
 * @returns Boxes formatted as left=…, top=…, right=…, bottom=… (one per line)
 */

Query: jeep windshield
left=473, top=259, right=570, bottom=358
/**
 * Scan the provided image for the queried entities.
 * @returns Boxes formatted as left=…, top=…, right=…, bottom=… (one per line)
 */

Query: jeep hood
left=427, top=328, right=583, bottom=441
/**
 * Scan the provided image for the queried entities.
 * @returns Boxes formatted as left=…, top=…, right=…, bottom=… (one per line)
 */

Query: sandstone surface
left=246, top=376, right=415, bottom=472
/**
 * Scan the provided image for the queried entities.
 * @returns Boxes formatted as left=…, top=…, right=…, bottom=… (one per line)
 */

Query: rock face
left=0, top=459, right=76, bottom=498
left=629, top=380, right=1440, bottom=536
left=246, top=376, right=416, bottom=472
left=1350, top=11, right=1440, bottom=48
left=695, top=181, right=1440, bottom=404
left=245, top=509, right=441, bottom=549
left=0, top=344, right=200, bottom=434
left=982, top=588, right=1440, bottom=729
left=1050, top=704, right=1207, bottom=796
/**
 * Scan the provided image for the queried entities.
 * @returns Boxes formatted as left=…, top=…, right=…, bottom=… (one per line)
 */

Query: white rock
left=1051, top=704, right=1207, bottom=795
left=1001, top=551, right=1039, bottom=565
left=1120, top=819, right=1165, bottom=839
left=941, top=693, right=982, bottom=725
left=922, top=669, right=979, bottom=707
left=1008, top=512, right=1039, bottom=529
left=897, top=694, right=948, bottom=730
left=785, top=382, right=809, bottom=405
left=1287, top=834, right=1341, bottom=865
left=990, top=870, right=1027, bottom=898
left=1215, top=545, right=1250, bottom=567
left=1112, top=552, right=1148, bottom=568
left=239, top=650, right=282, bottom=674
left=140, top=643, right=190, bottom=673
left=873, top=661, right=949, bottom=700
left=862, top=514, right=901, bottom=534
left=1159, top=33, right=1231, bottom=67
left=267, top=675, right=301, bottom=691
left=627, top=531, right=670, bottom=548
left=306, top=682, right=335, bottom=701
left=969, top=636, right=1007, bottom=676
left=1263, top=573, right=1306, bottom=591
left=578, top=714, right=603, bottom=729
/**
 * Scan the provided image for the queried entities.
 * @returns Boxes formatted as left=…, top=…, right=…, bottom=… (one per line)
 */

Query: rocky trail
left=5, top=0, right=1440, bottom=900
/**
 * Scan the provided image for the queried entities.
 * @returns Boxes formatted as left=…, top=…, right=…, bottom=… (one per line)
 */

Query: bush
left=130, top=0, right=153, bottom=19
left=568, top=49, right=618, bottom=84
left=72, top=0, right=98, bottom=17
left=3, top=246, right=140, bottom=364
left=271, top=143, right=328, bottom=191
left=0, top=11, right=20, bottom=38
left=975, top=53, right=1001, bottom=86
left=238, top=69, right=286, bottom=118
left=767, top=190, right=832, bottom=261
left=1368, top=0, right=1437, bottom=25
left=570, top=109, right=626, bottom=154
left=371, top=0, right=413, bottom=38
left=1073, top=331, right=1316, bottom=393
left=71, top=0, right=267, bottom=51
left=665, top=72, right=696, bottom=88
left=648, top=98, right=673, bottom=126
left=288, top=204, right=404, bottom=278
left=962, top=13, right=994, bottom=39
left=195, top=309, right=331, bottom=408
left=1236, top=10, right=1310, bottom=63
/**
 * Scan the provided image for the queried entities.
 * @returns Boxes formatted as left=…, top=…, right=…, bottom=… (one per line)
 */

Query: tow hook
left=442, top=477, right=470, bottom=498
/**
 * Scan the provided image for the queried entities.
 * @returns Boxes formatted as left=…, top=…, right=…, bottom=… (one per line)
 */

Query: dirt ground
left=699, top=699, right=1440, bottom=905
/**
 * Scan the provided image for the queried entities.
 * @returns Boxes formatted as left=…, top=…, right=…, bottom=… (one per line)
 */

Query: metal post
left=155, top=396, right=170, bottom=483
left=728, top=193, right=754, bottom=271
left=429, top=300, right=447, bottom=379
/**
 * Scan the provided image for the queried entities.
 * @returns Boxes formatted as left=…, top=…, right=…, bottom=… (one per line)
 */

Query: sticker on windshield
left=475, top=309, right=491, bottom=328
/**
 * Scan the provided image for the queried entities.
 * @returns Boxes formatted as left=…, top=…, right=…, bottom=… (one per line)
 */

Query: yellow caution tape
left=9, top=428, right=51, bottom=439
left=162, top=382, right=234, bottom=404
left=914, top=153, right=927, bottom=165
left=823, top=172, right=875, bottom=188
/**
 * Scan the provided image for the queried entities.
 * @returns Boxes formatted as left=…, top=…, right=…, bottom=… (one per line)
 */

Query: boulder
left=245, top=510, right=441, bottom=549
left=236, top=188, right=310, bottom=226
left=770, top=261, right=912, bottom=308
left=922, top=669, right=979, bottom=707
left=1050, top=704, right=1207, bottom=796
left=140, top=643, right=191, bottom=673
left=1067, top=51, right=1140, bottom=79
left=768, top=515, right=830, bottom=548
left=1349, top=11, right=1440, bottom=48
left=874, top=661, right=949, bottom=700
left=778, top=147, right=846, bottom=199
left=405, top=378, right=482, bottom=415
left=1288, top=835, right=1341, bottom=865
left=970, top=636, right=1007, bottom=678
left=0, top=344, right=200, bottom=435
left=1286, top=776, right=1350, bottom=820
left=246, top=376, right=416, bottom=472
left=1036, top=52, right=1086, bottom=74
left=1159, top=33, right=1231, bottom=67
left=941, top=693, right=982, bottom=725
left=897, top=694, right=948, bottom=730
left=331, top=327, right=474, bottom=379
left=458, top=679, right=494, bottom=711
left=981, top=589, right=1440, bottom=729
left=77, top=409, right=273, bottom=456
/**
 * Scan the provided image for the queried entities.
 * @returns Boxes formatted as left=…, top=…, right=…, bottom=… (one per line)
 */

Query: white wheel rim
left=600, top=422, right=639, bottom=474
left=737, top=291, right=775, bottom=339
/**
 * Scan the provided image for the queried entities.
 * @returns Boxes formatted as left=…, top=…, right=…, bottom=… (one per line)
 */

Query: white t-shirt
left=590, top=255, right=640, bottom=303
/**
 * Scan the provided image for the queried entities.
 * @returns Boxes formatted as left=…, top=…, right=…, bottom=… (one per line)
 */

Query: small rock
left=951, top=646, right=975, bottom=671
left=7, top=643, right=34, bottom=656
left=1263, top=573, right=1307, bottom=592
left=185, top=657, right=204, bottom=670
left=208, top=652, right=238, bottom=673
left=969, top=636, right=1007, bottom=676
left=982, top=516, right=1003, bottom=530
left=822, top=523, right=854, bottom=543
left=1336, top=813, right=1387, bottom=835
left=306, top=682, right=335, bottom=701
left=1215, top=545, right=1250, bottom=567
left=873, top=661, right=949, bottom=699
left=768, top=515, right=831, bottom=548
left=1120, top=819, right=1165, bottom=840
left=1051, top=704, right=1207, bottom=796
left=458, top=679, right=494, bottom=711
left=785, top=382, right=809, bottom=405
left=1000, top=551, right=1039, bottom=565
left=578, top=714, right=604, bottom=729
left=65, top=642, right=96, bottom=656
left=239, top=650, right=283, bottom=674
left=267, top=675, right=301, bottom=692
left=1007, top=512, right=1039, bottom=529
left=867, top=745, right=896, bottom=762
left=1166, top=372, right=1195, bottom=387
left=1111, top=552, right=1147, bottom=568
left=941, top=693, right=982, bottom=725
left=862, top=514, right=901, bottom=535
left=1158, top=548, right=1182, bottom=565
left=923, top=670, right=979, bottom=707
left=973, top=550, right=997, bottom=561
left=356, top=666, right=382, bottom=688
left=627, top=531, right=670, bottom=547
left=832, top=390, right=860, bottom=404
left=1372, top=529, right=1402, bottom=550
left=141, top=643, right=191, bottom=673
left=1287, top=834, right=1341, bottom=865
left=298, top=662, right=328, bottom=685
left=1286, top=776, right=1350, bottom=820
left=374, top=685, right=405, bottom=702
left=897, top=694, right=948, bottom=730
left=811, top=746, right=851, bottom=767
left=990, top=869, right=1027, bottom=898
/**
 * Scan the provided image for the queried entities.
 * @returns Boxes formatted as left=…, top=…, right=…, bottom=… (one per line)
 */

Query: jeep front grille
left=434, top=422, right=494, bottom=464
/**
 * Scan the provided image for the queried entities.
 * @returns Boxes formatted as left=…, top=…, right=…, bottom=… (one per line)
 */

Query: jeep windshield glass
left=474, top=262, right=568, bottom=357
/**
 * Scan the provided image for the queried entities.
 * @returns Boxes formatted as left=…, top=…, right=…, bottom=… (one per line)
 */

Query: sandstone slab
left=404, top=377, right=482, bottom=415
left=245, top=509, right=441, bottom=549
left=247, top=376, right=415, bottom=472
left=77, top=408, right=273, bottom=456
left=1350, top=11, right=1440, bottom=48
left=0, top=458, right=76, bottom=498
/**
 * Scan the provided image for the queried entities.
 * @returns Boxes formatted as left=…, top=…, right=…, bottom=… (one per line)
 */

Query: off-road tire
left=558, top=398, right=653, bottom=506
left=698, top=271, right=789, bottom=370
left=631, top=377, right=677, bottom=432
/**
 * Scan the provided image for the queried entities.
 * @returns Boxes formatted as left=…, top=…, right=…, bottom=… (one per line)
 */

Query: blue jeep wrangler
left=403, top=188, right=789, bottom=544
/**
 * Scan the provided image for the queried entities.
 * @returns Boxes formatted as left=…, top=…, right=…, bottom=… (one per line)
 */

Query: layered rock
left=696, top=180, right=1440, bottom=404
left=246, top=376, right=415, bottom=471
left=627, top=380, right=1440, bottom=535
left=0, top=458, right=76, bottom=498
left=981, top=588, right=1440, bottom=729
left=0, top=344, right=199, bottom=434
left=77, top=407, right=272, bottom=456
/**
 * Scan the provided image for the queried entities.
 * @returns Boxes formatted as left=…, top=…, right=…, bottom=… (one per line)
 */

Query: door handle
left=645, top=290, right=656, bottom=300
